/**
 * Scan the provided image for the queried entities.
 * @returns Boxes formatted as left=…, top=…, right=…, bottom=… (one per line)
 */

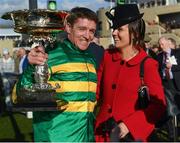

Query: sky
left=0, top=0, right=113, bottom=26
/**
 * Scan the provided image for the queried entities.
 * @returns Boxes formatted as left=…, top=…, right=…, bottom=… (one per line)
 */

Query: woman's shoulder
left=105, top=47, right=119, bottom=55
left=143, top=56, right=158, bottom=70
left=103, top=48, right=121, bottom=62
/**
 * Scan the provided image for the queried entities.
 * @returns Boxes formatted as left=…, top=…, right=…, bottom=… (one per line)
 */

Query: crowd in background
left=0, top=47, right=29, bottom=113
left=0, top=47, right=29, bottom=74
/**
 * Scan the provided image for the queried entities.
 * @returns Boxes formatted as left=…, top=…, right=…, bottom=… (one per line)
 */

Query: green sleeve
left=16, top=64, right=35, bottom=96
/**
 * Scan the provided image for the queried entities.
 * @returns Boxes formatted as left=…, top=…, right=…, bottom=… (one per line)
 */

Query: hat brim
left=112, top=13, right=144, bottom=29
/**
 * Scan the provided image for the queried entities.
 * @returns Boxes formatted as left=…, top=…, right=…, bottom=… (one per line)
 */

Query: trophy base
left=11, top=83, right=59, bottom=111
left=11, top=102, right=58, bottom=111
left=32, top=82, right=53, bottom=90
left=19, top=83, right=57, bottom=104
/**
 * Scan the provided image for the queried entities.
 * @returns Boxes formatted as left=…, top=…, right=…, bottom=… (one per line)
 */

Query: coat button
left=120, top=61, right=124, bottom=65
left=112, top=84, right=116, bottom=89
left=107, top=104, right=112, bottom=113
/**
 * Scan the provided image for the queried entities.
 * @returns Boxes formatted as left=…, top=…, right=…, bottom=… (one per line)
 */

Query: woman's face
left=112, top=24, right=131, bottom=49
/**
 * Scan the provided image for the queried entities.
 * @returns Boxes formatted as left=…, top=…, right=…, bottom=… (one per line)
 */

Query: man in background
left=157, top=36, right=180, bottom=141
left=17, top=48, right=29, bottom=74
left=87, top=36, right=104, bottom=69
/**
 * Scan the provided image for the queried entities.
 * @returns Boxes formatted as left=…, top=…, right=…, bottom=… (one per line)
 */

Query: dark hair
left=128, top=19, right=145, bottom=47
left=66, top=7, right=98, bottom=26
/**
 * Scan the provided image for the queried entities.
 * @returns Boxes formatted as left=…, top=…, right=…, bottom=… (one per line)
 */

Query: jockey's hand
left=28, top=46, right=48, bottom=65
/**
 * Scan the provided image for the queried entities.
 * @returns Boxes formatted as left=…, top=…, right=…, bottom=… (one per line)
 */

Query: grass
left=0, top=112, right=33, bottom=142
left=0, top=111, right=180, bottom=142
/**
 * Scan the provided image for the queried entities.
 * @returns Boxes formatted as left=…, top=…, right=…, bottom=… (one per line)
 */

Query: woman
left=95, top=4, right=166, bottom=141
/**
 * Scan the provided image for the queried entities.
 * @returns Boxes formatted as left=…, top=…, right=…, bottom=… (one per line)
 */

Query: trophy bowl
left=2, top=9, right=69, bottom=111
left=2, top=9, right=68, bottom=34
left=1, top=9, right=29, bottom=33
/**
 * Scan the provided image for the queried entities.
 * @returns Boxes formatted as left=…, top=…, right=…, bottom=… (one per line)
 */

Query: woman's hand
left=28, top=46, right=48, bottom=65
left=117, top=122, right=129, bottom=138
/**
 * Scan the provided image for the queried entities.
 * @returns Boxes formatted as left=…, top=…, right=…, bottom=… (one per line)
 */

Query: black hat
left=106, top=4, right=144, bottom=29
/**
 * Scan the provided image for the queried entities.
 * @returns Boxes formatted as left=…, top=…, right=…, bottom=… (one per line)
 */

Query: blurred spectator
left=17, top=48, right=29, bottom=74
left=157, top=36, right=180, bottom=140
left=0, top=73, right=5, bottom=115
left=87, top=36, right=104, bottom=69
left=151, top=44, right=160, bottom=55
left=0, top=48, right=15, bottom=73
left=168, top=38, right=177, bottom=49
left=144, top=34, right=157, bottom=60
left=0, top=48, right=16, bottom=110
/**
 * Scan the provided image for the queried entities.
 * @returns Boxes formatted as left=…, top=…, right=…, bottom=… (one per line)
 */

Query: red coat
left=95, top=47, right=166, bottom=141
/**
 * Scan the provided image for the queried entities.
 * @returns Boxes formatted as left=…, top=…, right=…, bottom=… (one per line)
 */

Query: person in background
left=0, top=69, right=5, bottom=115
left=16, top=7, right=98, bottom=142
left=157, top=36, right=180, bottom=140
left=87, top=35, right=104, bottom=69
left=151, top=44, right=160, bottom=55
left=0, top=48, right=15, bottom=109
left=17, top=48, right=29, bottom=74
left=157, top=36, right=180, bottom=92
left=144, top=34, right=157, bottom=60
left=95, top=4, right=166, bottom=142
left=0, top=48, right=15, bottom=73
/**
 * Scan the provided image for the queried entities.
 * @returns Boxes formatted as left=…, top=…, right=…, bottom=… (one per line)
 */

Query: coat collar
left=112, top=46, right=148, bottom=66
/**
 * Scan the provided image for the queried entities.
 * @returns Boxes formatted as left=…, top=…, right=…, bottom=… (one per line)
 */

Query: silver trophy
left=2, top=9, right=68, bottom=110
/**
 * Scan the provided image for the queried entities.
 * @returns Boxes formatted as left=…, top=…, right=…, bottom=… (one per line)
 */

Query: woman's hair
left=66, top=7, right=98, bottom=26
left=128, top=19, right=145, bottom=47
